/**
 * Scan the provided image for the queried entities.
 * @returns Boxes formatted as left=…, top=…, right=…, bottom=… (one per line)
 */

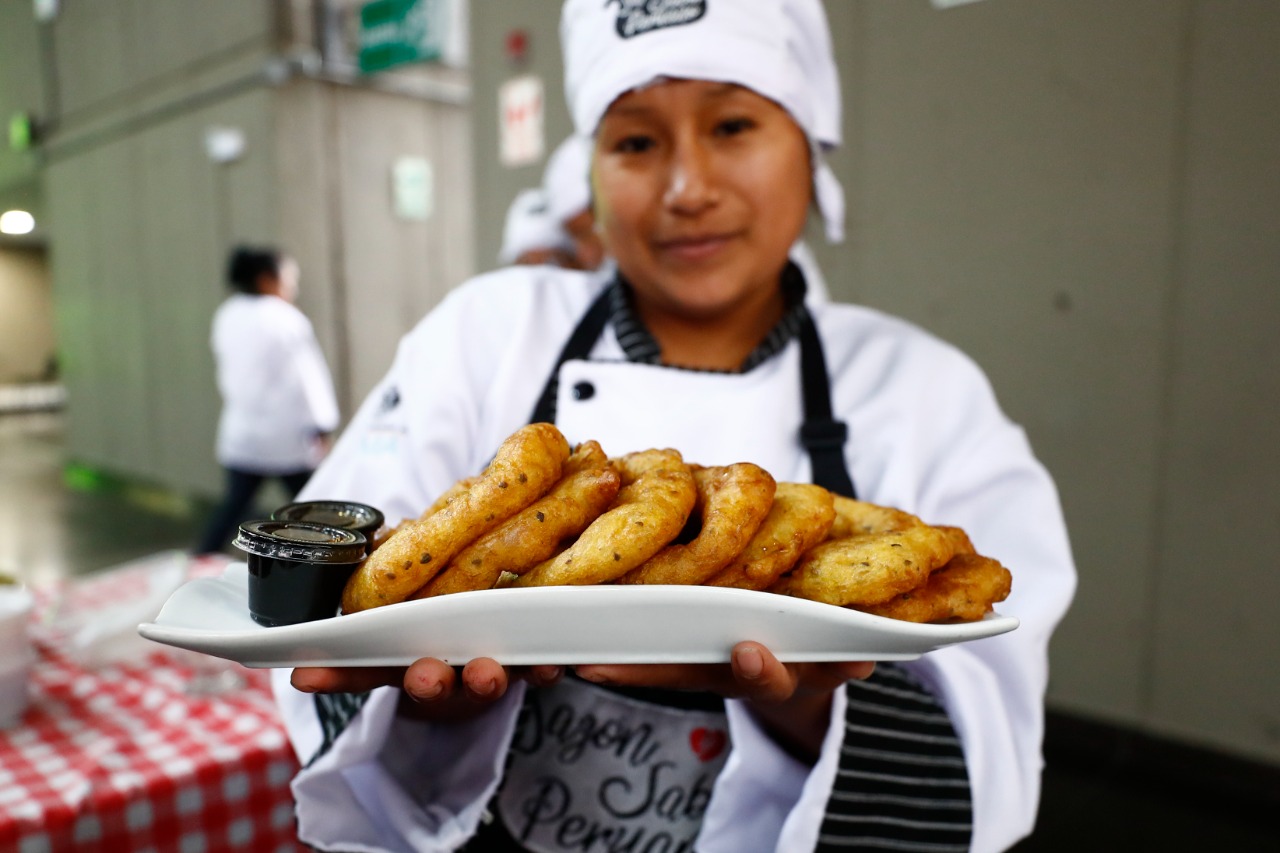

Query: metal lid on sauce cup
left=233, top=520, right=367, bottom=564
left=271, top=501, right=385, bottom=536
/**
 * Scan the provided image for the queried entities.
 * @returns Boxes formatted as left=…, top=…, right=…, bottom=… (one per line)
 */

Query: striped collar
left=605, top=262, right=809, bottom=373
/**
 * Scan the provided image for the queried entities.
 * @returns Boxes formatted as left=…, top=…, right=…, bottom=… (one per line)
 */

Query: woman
left=196, top=246, right=339, bottom=555
left=274, top=2, right=1075, bottom=851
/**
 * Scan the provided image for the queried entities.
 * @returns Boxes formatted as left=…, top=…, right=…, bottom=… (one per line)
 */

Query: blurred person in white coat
left=196, top=246, right=339, bottom=554
left=498, top=136, right=607, bottom=273
left=273, top=1, right=1075, bottom=850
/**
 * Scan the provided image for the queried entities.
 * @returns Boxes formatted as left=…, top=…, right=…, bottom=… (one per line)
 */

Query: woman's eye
left=613, top=135, right=655, bottom=154
left=715, top=117, right=755, bottom=137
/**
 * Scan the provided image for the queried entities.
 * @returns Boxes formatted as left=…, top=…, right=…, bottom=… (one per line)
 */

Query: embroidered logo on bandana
left=606, top=0, right=707, bottom=39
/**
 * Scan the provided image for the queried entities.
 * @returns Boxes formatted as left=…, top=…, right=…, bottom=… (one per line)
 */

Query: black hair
left=226, top=245, right=282, bottom=294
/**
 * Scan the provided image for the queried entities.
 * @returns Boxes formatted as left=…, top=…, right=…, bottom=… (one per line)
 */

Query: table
left=0, top=557, right=305, bottom=853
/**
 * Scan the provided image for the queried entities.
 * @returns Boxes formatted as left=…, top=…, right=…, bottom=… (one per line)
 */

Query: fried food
left=828, top=495, right=922, bottom=539
left=423, top=475, right=481, bottom=518
left=368, top=475, right=483, bottom=551
left=935, top=525, right=976, bottom=557
left=857, top=553, right=1012, bottom=623
left=769, top=523, right=966, bottom=607
left=616, top=463, right=776, bottom=586
left=330, top=417, right=1010, bottom=624
left=341, top=423, right=571, bottom=612
left=415, top=442, right=620, bottom=597
left=704, top=483, right=835, bottom=591
left=514, top=448, right=696, bottom=587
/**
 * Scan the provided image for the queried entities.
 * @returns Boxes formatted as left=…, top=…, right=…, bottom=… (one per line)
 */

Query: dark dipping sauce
left=272, top=501, right=385, bottom=554
left=234, top=520, right=367, bottom=627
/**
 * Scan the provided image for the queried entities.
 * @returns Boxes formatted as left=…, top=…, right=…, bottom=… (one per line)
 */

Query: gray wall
left=41, top=0, right=277, bottom=493
left=470, top=1, right=571, bottom=272
left=36, top=0, right=475, bottom=498
left=468, top=0, right=1280, bottom=765
left=276, top=79, right=475, bottom=409
left=0, top=0, right=46, bottom=210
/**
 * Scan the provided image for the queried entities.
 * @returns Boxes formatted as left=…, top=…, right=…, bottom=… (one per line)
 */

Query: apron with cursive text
left=493, top=676, right=730, bottom=852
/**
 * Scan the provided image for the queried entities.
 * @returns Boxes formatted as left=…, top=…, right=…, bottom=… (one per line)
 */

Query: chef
left=273, top=1, right=1076, bottom=851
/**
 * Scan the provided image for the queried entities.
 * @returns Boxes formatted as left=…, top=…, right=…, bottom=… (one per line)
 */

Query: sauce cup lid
left=234, top=520, right=367, bottom=564
left=271, top=500, right=385, bottom=533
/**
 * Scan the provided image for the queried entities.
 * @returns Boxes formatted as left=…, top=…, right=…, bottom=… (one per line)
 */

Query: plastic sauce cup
left=271, top=501, right=385, bottom=554
left=234, top=520, right=367, bottom=627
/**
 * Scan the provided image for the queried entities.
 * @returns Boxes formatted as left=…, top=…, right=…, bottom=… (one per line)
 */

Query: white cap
left=542, top=134, right=594, bottom=226
left=560, top=0, right=845, bottom=242
left=497, top=188, right=572, bottom=265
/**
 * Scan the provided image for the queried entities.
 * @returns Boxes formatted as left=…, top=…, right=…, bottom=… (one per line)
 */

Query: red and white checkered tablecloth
left=1, top=558, right=306, bottom=852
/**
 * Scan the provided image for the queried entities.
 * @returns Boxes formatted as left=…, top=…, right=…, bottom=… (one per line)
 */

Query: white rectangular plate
left=138, top=563, right=1018, bottom=668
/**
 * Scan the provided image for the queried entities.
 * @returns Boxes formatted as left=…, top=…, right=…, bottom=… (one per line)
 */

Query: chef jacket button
left=572, top=381, right=595, bottom=401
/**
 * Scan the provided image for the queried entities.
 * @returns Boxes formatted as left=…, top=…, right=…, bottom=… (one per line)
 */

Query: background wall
left=0, top=0, right=46, bottom=220
left=469, top=3, right=571, bottom=273
left=0, top=247, right=54, bottom=383
left=41, top=0, right=278, bottom=495
left=468, top=0, right=1280, bottom=766
left=35, top=0, right=474, bottom=500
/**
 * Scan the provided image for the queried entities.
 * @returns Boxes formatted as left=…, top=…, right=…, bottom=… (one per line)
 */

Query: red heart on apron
left=689, top=727, right=727, bottom=762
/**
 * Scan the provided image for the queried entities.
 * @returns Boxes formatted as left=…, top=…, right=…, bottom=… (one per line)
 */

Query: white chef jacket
left=272, top=265, right=1076, bottom=853
left=211, top=293, right=339, bottom=472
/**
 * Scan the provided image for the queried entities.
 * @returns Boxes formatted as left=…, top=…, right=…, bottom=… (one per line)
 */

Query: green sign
left=8, top=113, right=34, bottom=152
left=359, top=0, right=443, bottom=74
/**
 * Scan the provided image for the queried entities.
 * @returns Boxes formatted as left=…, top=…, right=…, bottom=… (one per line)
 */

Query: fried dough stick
left=705, top=482, right=835, bottom=591
left=769, top=524, right=967, bottom=608
left=368, top=476, right=480, bottom=551
left=514, top=449, right=695, bottom=588
left=827, top=495, right=922, bottom=539
left=857, top=553, right=1012, bottom=623
left=616, top=463, right=776, bottom=586
left=341, top=423, right=571, bottom=612
left=415, top=442, right=620, bottom=597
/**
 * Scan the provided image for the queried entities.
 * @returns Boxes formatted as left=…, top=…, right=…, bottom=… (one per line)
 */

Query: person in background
left=195, top=245, right=339, bottom=555
left=273, top=1, right=1075, bottom=850
left=541, top=133, right=608, bottom=272
left=497, top=136, right=607, bottom=272
left=496, top=186, right=576, bottom=268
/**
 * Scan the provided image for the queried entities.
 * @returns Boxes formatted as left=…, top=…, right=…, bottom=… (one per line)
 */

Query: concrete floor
left=2, top=409, right=1274, bottom=852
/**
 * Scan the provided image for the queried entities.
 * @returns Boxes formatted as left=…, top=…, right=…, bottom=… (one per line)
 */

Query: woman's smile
left=652, top=230, right=740, bottom=264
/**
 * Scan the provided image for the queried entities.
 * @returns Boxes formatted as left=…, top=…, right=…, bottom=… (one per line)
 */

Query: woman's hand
left=290, top=659, right=564, bottom=724
left=291, top=641, right=870, bottom=758
left=575, top=642, right=874, bottom=762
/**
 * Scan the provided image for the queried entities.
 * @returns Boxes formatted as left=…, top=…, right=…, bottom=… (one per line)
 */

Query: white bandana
left=498, top=187, right=572, bottom=264
left=542, top=134, right=594, bottom=226
left=560, top=0, right=846, bottom=242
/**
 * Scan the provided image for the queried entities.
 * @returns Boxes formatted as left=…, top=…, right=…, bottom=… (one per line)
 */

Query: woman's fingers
left=827, top=660, right=877, bottom=684
left=402, top=657, right=458, bottom=703
left=574, top=644, right=875, bottom=704
left=291, top=665, right=405, bottom=694
left=730, top=643, right=798, bottom=703
left=459, top=657, right=510, bottom=702
left=517, top=665, right=566, bottom=689
left=575, top=662, right=730, bottom=693
left=291, top=650, right=868, bottom=713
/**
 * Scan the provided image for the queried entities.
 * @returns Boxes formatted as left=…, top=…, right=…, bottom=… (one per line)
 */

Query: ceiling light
left=0, top=210, right=36, bottom=235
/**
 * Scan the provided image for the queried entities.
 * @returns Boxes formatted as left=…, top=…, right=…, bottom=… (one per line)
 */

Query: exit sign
left=359, top=0, right=443, bottom=74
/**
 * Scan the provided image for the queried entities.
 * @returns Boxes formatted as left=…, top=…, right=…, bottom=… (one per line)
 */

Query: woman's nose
left=662, top=139, right=718, bottom=214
